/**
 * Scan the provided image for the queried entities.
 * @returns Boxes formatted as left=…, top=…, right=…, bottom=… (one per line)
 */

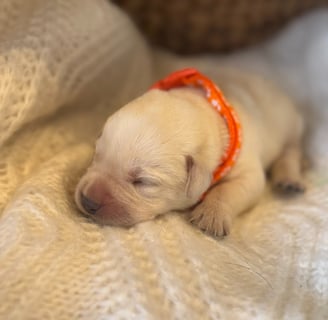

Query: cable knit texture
left=0, top=1, right=327, bottom=319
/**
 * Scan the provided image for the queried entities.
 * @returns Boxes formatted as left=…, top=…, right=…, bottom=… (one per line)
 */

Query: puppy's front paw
left=190, top=201, right=232, bottom=237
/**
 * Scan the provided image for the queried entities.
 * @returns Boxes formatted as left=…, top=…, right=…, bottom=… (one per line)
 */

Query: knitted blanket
left=0, top=1, right=327, bottom=319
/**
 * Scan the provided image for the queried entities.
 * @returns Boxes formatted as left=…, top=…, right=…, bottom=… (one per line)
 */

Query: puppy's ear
left=185, top=155, right=212, bottom=200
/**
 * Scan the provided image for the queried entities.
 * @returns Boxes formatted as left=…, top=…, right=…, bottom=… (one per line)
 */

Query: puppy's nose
left=80, top=193, right=101, bottom=214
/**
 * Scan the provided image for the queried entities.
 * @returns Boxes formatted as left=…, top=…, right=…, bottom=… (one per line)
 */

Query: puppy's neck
left=169, top=88, right=230, bottom=172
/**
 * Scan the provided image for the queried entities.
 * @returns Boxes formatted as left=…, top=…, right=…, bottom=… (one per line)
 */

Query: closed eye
left=132, top=177, right=159, bottom=187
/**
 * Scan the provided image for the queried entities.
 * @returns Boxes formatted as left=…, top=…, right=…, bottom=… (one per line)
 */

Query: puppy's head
left=75, top=89, right=214, bottom=226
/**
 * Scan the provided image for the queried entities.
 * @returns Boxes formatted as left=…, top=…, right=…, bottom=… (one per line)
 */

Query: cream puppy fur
left=75, top=68, right=305, bottom=236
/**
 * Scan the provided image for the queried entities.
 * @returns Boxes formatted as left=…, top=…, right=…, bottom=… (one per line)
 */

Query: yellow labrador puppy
left=75, top=68, right=305, bottom=237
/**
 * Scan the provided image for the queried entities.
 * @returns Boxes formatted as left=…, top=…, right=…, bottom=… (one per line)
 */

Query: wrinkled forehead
left=94, top=113, right=176, bottom=174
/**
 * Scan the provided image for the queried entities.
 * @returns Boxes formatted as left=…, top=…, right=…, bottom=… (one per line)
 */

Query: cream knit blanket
left=0, top=1, right=327, bottom=319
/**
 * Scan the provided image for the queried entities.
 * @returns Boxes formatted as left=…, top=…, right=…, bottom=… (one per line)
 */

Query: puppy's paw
left=190, top=202, right=232, bottom=237
left=274, top=179, right=306, bottom=196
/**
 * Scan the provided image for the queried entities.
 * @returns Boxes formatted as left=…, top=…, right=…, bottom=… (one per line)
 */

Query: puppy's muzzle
left=76, top=176, right=133, bottom=226
left=80, top=193, right=101, bottom=215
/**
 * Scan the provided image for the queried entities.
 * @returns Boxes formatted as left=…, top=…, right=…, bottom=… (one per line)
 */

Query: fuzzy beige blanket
left=0, top=1, right=327, bottom=319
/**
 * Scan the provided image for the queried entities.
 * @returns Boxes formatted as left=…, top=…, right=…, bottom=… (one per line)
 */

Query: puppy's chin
left=87, top=206, right=155, bottom=228
left=90, top=204, right=135, bottom=227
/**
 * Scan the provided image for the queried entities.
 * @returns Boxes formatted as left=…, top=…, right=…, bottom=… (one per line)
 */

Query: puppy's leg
left=190, top=161, right=265, bottom=237
left=270, top=116, right=305, bottom=195
left=270, top=143, right=306, bottom=195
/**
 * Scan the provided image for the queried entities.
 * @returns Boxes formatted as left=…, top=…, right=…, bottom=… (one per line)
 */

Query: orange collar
left=150, top=68, right=242, bottom=191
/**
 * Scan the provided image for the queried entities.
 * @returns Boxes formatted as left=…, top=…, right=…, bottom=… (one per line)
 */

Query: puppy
left=75, top=68, right=305, bottom=236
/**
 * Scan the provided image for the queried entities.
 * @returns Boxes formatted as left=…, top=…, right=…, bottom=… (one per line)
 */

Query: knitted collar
left=150, top=68, right=242, bottom=193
